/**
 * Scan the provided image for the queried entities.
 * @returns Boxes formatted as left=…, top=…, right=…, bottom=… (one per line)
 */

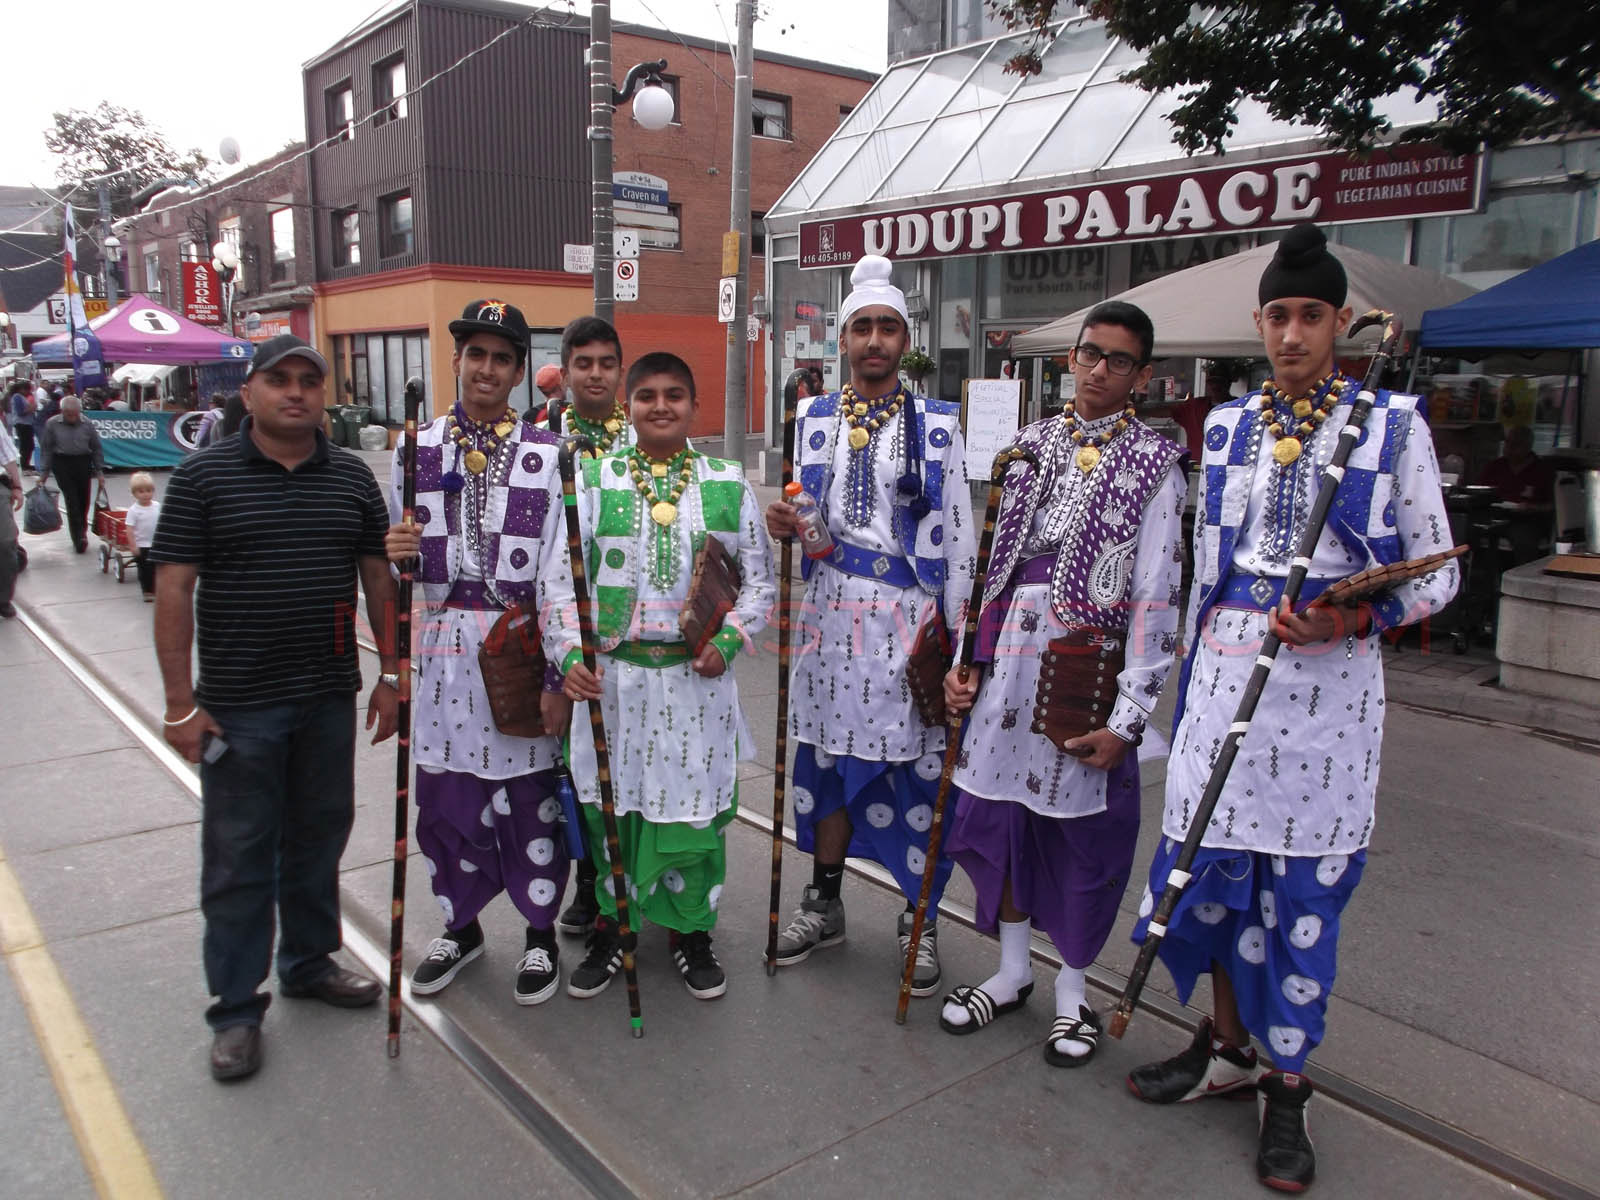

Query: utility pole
left=721, top=0, right=755, bottom=468
left=98, top=182, right=118, bottom=307
left=589, top=0, right=615, bottom=323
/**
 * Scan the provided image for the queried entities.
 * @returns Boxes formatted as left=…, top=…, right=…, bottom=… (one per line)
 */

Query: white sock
left=941, top=919, right=1034, bottom=1027
left=1052, top=964, right=1092, bottom=1058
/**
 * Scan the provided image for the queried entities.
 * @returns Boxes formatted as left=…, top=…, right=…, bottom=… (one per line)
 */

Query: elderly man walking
left=38, top=396, right=105, bottom=552
left=151, top=334, right=400, bottom=1082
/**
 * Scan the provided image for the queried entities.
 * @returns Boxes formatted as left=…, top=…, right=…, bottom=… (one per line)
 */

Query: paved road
left=1, top=465, right=1594, bottom=1198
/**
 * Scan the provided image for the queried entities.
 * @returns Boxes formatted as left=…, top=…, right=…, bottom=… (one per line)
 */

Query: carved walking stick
left=557, top=437, right=644, bottom=1037
left=896, top=443, right=1038, bottom=1024
left=765, top=396, right=799, bottom=975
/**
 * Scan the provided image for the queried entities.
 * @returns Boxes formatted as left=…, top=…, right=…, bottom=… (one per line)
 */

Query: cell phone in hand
left=201, top=732, right=229, bottom=764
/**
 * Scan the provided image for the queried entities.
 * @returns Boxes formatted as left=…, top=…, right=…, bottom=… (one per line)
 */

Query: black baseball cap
left=248, top=333, right=329, bottom=379
left=448, top=298, right=531, bottom=350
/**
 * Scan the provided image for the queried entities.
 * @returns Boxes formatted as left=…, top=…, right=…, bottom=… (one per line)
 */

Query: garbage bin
left=332, top=404, right=373, bottom=448
left=324, top=406, right=346, bottom=447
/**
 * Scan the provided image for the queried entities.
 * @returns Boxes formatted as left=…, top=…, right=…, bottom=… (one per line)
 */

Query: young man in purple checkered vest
left=1126, top=224, right=1458, bottom=1192
left=384, top=299, right=575, bottom=1007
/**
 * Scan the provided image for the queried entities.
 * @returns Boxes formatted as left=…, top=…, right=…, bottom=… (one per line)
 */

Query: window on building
left=751, top=211, right=766, bottom=258
left=373, top=55, right=408, bottom=125
left=217, top=216, right=244, bottom=291
left=270, top=208, right=295, bottom=283
left=179, top=240, right=202, bottom=263
left=142, top=249, right=160, bottom=293
left=333, top=209, right=361, bottom=267
left=327, top=82, right=355, bottom=143
left=839, top=104, right=855, bottom=125
left=752, top=91, right=791, bottom=140
left=341, top=330, right=429, bottom=424
left=379, top=192, right=413, bottom=258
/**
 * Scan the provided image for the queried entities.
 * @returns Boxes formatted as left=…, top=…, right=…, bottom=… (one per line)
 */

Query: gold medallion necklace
left=569, top=400, right=628, bottom=455
left=1259, top=375, right=1344, bottom=465
left=840, top=382, right=906, bottom=452
left=447, top=406, right=516, bottom=474
left=629, top=446, right=695, bottom=527
left=1064, top=398, right=1134, bottom=473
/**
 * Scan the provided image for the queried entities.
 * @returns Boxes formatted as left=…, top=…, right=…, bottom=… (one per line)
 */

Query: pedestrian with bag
left=38, top=395, right=105, bottom=553
left=150, top=334, right=400, bottom=1082
left=0, top=417, right=24, bottom=618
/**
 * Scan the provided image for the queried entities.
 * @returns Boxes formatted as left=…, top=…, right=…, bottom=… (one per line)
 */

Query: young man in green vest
left=551, top=351, right=777, bottom=1000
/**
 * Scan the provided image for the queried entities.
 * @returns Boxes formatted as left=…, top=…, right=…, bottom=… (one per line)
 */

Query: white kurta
left=562, top=461, right=777, bottom=824
left=953, top=447, right=1186, bottom=817
left=788, top=405, right=973, bottom=763
left=1164, top=400, right=1458, bottom=855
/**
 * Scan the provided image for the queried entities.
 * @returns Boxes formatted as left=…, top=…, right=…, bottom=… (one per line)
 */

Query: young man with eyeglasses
left=939, top=300, right=1186, bottom=1067
left=765, top=255, right=978, bottom=997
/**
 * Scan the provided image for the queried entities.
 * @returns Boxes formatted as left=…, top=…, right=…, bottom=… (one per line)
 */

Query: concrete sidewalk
left=5, top=461, right=1595, bottom=1197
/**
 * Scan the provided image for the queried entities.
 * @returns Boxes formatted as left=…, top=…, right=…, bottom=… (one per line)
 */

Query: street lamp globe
left=632, top=83, right=675, bottom=131
left=211, top=240, right=240, bottom=275
left=103, top=233, right=123, bottom=263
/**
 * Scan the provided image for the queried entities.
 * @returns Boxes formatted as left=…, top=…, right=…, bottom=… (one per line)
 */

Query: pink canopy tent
left=31, top=295, right=254, bottom=366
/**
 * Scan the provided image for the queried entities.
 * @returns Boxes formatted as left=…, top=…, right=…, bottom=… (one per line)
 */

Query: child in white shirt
left=124, top=471, right=161, bottom=601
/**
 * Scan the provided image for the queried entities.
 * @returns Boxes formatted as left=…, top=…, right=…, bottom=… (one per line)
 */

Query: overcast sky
left=8, top=0, right=888, bottom=189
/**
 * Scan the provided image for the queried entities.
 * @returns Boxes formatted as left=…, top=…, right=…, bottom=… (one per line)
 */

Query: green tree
left=989, top=1, right=1600, bottom=155
left=44, top=103, right=213, bottom=218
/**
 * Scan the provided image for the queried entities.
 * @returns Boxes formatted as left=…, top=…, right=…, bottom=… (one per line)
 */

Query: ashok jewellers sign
left=799, top=144, right=1481, bottom=269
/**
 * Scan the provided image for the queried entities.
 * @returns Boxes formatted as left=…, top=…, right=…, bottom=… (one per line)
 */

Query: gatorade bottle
left=784, top=481, right=835, bottom=560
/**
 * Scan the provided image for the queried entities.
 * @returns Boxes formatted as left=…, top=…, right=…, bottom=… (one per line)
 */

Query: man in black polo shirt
left=151, top=334, right=400, bottom=1083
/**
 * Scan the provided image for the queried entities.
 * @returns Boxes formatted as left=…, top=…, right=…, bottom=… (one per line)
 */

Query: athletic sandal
left=1043, top=1005, right=1102, bottom=1068
left=938, top=982, right=1035, bottom=1035
left=1127, top=1017, right=1263, bottom=1103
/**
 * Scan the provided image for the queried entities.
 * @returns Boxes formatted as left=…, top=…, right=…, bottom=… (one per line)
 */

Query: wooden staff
left=557, top=437, right=644, bottom=1038
left=896, top=443, right=1039, bottom=1025
left=387, top=374, right=424, bottom=1058
left=764, top=395, right=799, bottom=975
left=1109, top=310, right=1405, bottom=1040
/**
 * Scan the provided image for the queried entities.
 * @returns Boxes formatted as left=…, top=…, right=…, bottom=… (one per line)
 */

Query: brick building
left=302, top=0, right=873, bottom=434
left=112, top=143, right=314, bottom=346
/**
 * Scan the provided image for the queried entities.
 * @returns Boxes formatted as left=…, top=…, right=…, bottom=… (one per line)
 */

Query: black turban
left=1258, top=223, right=1348, bottom=308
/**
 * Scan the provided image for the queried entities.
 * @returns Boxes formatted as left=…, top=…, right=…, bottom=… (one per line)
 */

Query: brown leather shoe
left=280, top=966, right=381, bottom=1008
left=210, top=1024, right=262, bottom=1081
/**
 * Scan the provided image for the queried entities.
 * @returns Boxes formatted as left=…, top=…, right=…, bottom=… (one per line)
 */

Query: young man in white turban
left=766, top=256, right=977, bottom=996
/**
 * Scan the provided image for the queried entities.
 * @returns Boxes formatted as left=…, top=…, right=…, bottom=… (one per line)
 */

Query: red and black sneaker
left=1256, top=1070, right=1316, bottom=1192
left=1127, top=1017, right=1263, bottom=1103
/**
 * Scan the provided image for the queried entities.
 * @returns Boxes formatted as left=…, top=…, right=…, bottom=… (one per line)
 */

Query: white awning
left=768, top=18, right=1439, bottom=226
left=111, top=362, right=180, bottom=387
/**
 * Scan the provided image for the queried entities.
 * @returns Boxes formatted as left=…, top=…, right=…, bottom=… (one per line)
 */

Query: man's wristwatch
left=378, top=672, right=400, bottom=689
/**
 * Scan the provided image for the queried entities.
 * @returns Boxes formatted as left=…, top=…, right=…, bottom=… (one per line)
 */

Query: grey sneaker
left=774, top=885, right=846, bottom=966
left=897, top=911, right=942, bottom=997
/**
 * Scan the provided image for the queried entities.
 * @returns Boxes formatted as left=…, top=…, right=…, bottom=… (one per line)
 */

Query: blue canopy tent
left=1419, top=239, right=1600, bottom=351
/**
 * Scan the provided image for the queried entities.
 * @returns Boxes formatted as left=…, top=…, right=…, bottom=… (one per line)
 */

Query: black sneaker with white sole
left=566, top=916, right=623, bottom=998
left=410, top=921, right=485, bottom=996
left=670, top=929, right=726, bottom=1000
left=513, top=929, right=560, bottom=1005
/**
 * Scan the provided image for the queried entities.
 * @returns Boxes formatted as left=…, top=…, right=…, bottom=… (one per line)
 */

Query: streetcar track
left=13, top=606, right=1588, bottom=1200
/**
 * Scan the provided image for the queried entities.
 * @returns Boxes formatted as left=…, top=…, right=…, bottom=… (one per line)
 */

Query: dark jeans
left=200, top=692, right=357, bottom=1030
left=0, top=492, right=16, bottom=606
left=14, top=424, right=34, bottom=472
left=135, top=548, right=153, bottom=595
left=52, top=453, right=93, bottom=549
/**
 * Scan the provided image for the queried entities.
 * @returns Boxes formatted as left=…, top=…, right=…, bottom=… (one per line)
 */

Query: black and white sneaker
left=670, top=930, right=726, bottom=1000
left=514, top=929, right=560, bottom=1005
left=558, top=859, right=600, bottom=937
left=410, top=922, right=485, bottom=996
left=566, top=916, right=623, bottom=998
left=1127, top=1017, right=1263, bottom=1104
left=1257, top=1070, right=1315, bottom=1192
left=897, top=911, right=942, bottom=997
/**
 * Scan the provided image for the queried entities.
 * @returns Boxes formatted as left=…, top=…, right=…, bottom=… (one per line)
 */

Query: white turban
left=838, top=255, right=908, bottom=328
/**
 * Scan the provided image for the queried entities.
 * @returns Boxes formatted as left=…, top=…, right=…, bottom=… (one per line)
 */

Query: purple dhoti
left=414, top=767, right=569, bottom=932
left=944, top=750, right=1140, bottom=969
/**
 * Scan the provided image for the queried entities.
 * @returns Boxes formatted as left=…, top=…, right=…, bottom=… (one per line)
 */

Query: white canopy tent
left=1011, top=241, right=1477, bottom=359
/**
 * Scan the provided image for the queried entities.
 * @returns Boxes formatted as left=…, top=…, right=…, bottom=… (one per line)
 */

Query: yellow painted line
left=0, top=846, right=163, bottom=1199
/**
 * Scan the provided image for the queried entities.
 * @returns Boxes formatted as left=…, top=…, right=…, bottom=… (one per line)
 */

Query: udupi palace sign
left=798, top=144, right=1481, bottom=269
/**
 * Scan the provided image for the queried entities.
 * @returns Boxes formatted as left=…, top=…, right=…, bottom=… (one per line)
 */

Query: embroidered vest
left=580, top=451, right=749, bottom=650
left=407, top=417, right=560, bottom=610
left=794, top=391, right=960, bottom=599
left=984, top=415, right=1184, bottom=631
